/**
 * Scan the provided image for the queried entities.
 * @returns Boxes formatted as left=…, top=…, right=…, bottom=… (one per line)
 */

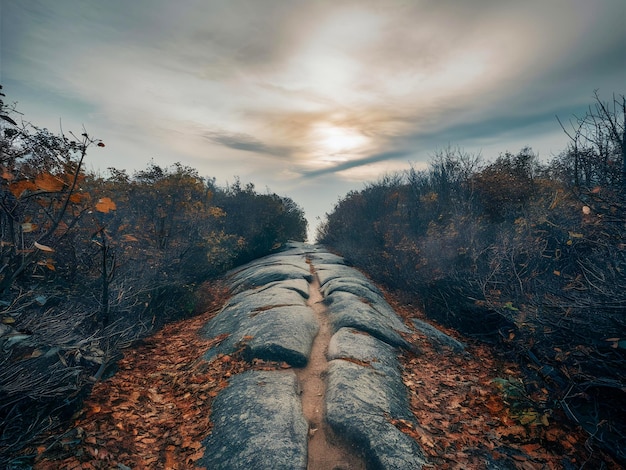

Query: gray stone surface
left=220, top=285, right=307, bottom=314
left=229, top=264, right=312, bottom=293
left=199, top=242, right=427, bottom=468
left=308, top=251, right=346, bottom=265
left=325, top=291, right=411, bottom=349
left=255, top=278, right=310, bottom=299
left=411, top=318, right=466, bottom=353
left=201, top=370, right=308, bottom=470
left=328, top=327, right=400, bottom=375
left=325, top=328, right=426, bottom=469
left=325, top=359, right=426, bottom=469
left=319, top=276, right=384, bottom=300
left=314, top=263, right=370, bottom=286
left=202, top=305, right=318, bottom=367
left=226, top=247, right=311, bottom=275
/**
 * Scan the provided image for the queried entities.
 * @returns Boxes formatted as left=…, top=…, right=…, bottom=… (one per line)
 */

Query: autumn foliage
left=24, top=281, right=621, bottom=469
left=0, top=91, right=306, bottom=466
left=319, top=93, right=626, bottom=463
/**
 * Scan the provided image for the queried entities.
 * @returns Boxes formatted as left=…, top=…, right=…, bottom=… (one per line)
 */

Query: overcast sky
left=2, top=0, right=625, bottom=240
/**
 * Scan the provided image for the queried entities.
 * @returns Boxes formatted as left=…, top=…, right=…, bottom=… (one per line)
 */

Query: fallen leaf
left=34, top=241, right=55, bottom=252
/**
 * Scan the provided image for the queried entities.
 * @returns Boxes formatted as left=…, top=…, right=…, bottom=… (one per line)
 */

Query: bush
left=319, top=140, right=626, bottom=461
left=0, top=90, right=307, bottom=465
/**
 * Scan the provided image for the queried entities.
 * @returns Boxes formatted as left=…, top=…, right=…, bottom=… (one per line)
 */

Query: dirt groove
left=294, top=261, right=366, bottom=470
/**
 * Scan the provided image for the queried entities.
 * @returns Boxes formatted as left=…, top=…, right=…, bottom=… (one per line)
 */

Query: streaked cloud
left=203, top=129, right=293, bottom=158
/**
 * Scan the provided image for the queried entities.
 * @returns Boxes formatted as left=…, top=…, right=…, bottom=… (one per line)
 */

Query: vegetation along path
left=29, top=242, right=620, bottom=469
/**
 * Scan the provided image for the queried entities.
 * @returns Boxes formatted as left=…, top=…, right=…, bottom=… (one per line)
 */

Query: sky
left=1, top=0, right=625, bottom=240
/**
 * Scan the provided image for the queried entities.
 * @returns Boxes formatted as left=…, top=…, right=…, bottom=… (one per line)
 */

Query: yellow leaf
left=568, top=231, right=583, bottom=238
left=209, top=206, right=226, bottom=218
left=34, top=241, right=55, bottom=252
left=566, top=239, right=572, bottom=246
left=553, top=270, right=561, bottom=276
left=21, top=222, right=37, bottom=233
left=2, top=316, right=15, bottom=324
left=518, top=411, right=538, bottom=425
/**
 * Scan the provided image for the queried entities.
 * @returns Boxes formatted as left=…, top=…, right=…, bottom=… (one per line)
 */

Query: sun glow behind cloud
left=309, top=123, right=371, bottom=163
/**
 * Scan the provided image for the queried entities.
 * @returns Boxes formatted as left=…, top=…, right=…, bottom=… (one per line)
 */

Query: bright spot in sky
left=310, top=124, right=370, bottom=162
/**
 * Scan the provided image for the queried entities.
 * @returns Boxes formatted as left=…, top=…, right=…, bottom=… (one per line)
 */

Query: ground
left=27, top=279, right=620, bottom=469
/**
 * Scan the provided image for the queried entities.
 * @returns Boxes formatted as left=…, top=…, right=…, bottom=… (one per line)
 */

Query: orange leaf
left=485, top=397, right=504, bottom=414
left=70, top=192, right=87, bottom=203
left=95, top=197, right=117, bottom=213
left=497, top=425, right=527, bottom=438
left=164, top=449, right=176, bottom=469
left=35, top=173, right=65, bottom=192
left=521, top=443, right=541, bottom=454
left=9, top=180, right=37, bottom=198
left=189, top=450, right=205, bottom=462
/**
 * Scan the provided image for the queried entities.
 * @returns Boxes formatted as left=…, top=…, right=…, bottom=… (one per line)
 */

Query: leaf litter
left=30, top=281, right=287, bottom=470
left=27, top=280, right=621, bottom=469
left=387, top=292, right=621, bottom=469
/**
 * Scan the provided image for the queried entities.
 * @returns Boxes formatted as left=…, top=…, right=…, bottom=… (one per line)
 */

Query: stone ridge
left=200, top=242, right=427, bottom=469
left=200, top=370, right=308, bottom=470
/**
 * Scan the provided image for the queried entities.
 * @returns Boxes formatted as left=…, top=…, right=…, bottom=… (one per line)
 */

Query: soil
left=294, top=261, right=366, bottom=470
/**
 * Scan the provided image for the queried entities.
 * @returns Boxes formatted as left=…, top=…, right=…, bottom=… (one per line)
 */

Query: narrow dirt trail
left=294, top=261, right=366, bottom=470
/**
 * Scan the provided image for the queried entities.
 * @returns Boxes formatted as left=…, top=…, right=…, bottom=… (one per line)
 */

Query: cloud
left=3, top=0, right=624, bottom=237
left=301, top=150, right=413, bottom=179
left=203, top=129, right=294, bottom=158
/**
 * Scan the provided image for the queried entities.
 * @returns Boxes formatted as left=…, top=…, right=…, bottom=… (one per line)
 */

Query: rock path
left=199, top=242, right=431, bottom=469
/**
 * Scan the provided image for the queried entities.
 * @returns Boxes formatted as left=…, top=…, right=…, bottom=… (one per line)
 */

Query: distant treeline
left=318, top=93, right=626, bottom=461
